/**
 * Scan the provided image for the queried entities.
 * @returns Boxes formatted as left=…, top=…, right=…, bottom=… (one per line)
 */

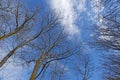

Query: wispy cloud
left=49, top=0, right=87, bottom=36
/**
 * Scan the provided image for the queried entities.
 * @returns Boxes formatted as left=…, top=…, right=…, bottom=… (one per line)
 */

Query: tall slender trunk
left=0, top=48, right=17, bottom=67
left=30, top=54, right=45, bottom=80
left=30, top=60, right=42, bottom=80
left=83, top=64, right=87, bottom=80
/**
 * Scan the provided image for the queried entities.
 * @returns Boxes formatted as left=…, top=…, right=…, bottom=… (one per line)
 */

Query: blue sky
left=0, top=0, right=104, bottom=80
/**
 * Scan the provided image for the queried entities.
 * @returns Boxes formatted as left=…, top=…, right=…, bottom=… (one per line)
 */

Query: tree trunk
left=30, top=55, right=45, bottom=80
left=0, top=49, right=16, bottom=67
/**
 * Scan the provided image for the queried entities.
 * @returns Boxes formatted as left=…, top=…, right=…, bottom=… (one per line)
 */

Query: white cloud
left=49, top=0, right=85, bottom=36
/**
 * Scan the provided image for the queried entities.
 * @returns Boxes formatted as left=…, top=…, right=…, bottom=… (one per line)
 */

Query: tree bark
left=0, top=48, right=16, bottom=67
left=30, top=54, right=45, bottom=80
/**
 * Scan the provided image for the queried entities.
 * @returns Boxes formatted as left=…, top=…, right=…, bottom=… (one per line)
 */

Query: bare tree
left=102, top=53, right=120, bottom=80
left=95, top=0, right=120, bottom=50
left=0, top=0, right=40, bottom=67
left=0, top=0, right=63, bottom=68
left=29, top=28, right=79, bottom=80
left=73, top=53, right=94, bottom=80
left=0, top=0, right=38, bottom=40
left=93, top=0, right=120, bottom=80
left=50, top=61, right=69, bottom=80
